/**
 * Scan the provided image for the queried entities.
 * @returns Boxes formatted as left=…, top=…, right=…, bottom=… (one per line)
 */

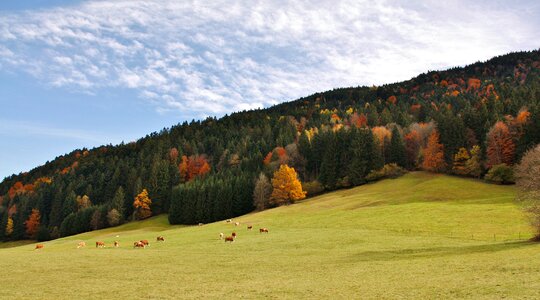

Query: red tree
left=486, top=121, right=515, bottom=168
left=25, top=209, right=41, bottom=239
left=422, top=130, right=446, bottom=172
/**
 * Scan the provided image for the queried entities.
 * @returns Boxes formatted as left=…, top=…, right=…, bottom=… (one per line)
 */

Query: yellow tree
left=25, top=209, right=41, bottom=238
left=133, top=189, right=152, bottom=220
left=270, top=164, right=306, bottom=206
left=5, top=217, right=13, bottom=236
left=452, top=147, right=470, bottom=175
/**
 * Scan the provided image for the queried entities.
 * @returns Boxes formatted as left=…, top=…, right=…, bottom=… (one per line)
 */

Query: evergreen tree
left=319, top=132, right=338, bottom=190
left=388, top=126, right=406, bottom=167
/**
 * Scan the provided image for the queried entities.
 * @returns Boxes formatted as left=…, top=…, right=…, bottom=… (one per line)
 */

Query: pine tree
left=388, top=126, right=406, bottom=167
left=348, top=128, right=373, bottom=186
left=319, top=132, right=338, bottom=190
left=111, top=186, right=125, bottom=217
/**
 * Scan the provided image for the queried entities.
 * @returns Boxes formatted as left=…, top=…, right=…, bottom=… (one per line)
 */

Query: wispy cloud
left=0, top=0, right=538, bottom=115
left=0, top=119, right=117, bottom=143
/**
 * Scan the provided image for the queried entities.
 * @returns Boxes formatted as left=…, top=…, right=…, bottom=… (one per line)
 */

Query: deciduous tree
left=270, top=165, right=306, bottom=206
left=133, top=189, right=152, bottom=220
left=422, top=130, right=446, bottom=172
left=25, top=209, right=41, bottom=239
left=486, top=121, right=515, bottom=168
left=515, top=145, right=540, bottom=240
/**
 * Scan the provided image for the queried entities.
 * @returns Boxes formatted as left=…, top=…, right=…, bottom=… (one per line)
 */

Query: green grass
left=1, top=172, right=539, bottom=299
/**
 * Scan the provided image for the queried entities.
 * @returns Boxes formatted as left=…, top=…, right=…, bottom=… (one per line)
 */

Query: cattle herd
left=33, top=219, right=269, bottom=250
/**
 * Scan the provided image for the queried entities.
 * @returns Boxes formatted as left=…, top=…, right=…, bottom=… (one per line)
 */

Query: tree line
left=1, top=49, right=539, bottom=241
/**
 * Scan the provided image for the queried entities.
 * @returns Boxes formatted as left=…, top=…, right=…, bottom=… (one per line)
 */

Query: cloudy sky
left=0, top=0, right=538, bottom=179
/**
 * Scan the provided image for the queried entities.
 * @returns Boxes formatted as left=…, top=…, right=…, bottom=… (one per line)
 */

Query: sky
left=0, top=0, right=539, bottom=180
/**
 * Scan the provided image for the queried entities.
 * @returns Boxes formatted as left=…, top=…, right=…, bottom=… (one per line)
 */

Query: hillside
left=1, top=173, right=538, bottom=299
left=1, top=49, right=540, bottom=241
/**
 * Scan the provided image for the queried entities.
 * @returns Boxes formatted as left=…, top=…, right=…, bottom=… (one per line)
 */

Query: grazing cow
left=114, top=241, right=119, bottom=248
left=96, top=241, right=105, bottom=248
left=247, top=225, right=253, bottom=230
left=35, top=244, right=44, bottom=250
left=226, top=219, right=232, bottom=223
left=224, top=236, right=234, bottom=242
left=234, top=222, right=240, bottom=226
left=157, top=236, right=165, bottom=242
left=232, top=232, right=237, bottom=238
left=140, top=240, right=149, bottom=246
left=134, top=241, right=145, bottom=248
left=198, top=223, right=204, bottom=226
left=259, top=228, right=269, bottom=233
left=219, top=233, right=224, bottom=239
left=77, top=242, right=86, bottom=249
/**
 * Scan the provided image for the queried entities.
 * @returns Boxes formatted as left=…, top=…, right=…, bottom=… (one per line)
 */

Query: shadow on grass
left=0, top=240, right=34, bottom=249
left=347, top=241, right=537, bottom=262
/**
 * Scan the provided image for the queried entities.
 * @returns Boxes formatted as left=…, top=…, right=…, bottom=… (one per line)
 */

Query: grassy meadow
left=1, top=172, right=539, bottom=299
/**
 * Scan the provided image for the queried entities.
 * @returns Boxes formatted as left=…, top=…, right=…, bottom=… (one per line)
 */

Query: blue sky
left=0, top=0, right=539, bottom=180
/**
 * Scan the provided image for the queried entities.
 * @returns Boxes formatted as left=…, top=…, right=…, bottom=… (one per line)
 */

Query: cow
left=224, top=236, right=234, bottom=242
left=134, top=241, right=145, bottom=248
left=234, top=222, right=240, bottom=226
left=35, top=244, right=44, bottom=250
left=140, top=240, right=149, bottom=246
left=157, top=236, right=165, bottom=242
left=259, top=228, right=269, bottom=233
left=198, top=223, right=204, bottom=226
left=77, top=242, right=86, bottom=249
left=114, top=241, right=119, bottom=248
left=226, top=219, right=232, bottom=223
left=247, top=225, right=253, bottom=230
left=219, top=233, right=224, bottom=239
left=96, top=241, right=105, bottom=248
left=232, top=232, right=237, bottom=238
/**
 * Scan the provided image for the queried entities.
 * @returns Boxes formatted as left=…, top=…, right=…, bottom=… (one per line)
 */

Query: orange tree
left=270, top=164, right=306, bottom=206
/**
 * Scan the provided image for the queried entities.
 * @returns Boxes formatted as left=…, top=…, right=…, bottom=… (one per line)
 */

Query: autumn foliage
left=5, top=217, right=13, bottom=236
left=25, top=209, right=41, bottom=239
left=178, top=155, right=211, bottom=182
left=486, top=121, right=515, bottom=168
left=133, top=189, right=152, bottom=220
left=422, top=130, right=446, bottom=172
left=270, top=164, right=306, bottom=206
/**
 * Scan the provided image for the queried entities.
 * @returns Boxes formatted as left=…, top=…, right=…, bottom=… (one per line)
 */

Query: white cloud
left=0, top=0, right=538, bottom=116
left=0, top=119, right=115, bottom=143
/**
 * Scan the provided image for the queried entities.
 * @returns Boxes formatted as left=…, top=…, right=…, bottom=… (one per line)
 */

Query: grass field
left=1, top=172, right=539, bottom=299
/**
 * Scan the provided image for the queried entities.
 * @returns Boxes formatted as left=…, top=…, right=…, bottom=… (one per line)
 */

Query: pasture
left=1, top=172, right=539, bottom=299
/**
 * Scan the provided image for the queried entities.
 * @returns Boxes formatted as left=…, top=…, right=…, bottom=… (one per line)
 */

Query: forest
left=1, top=49, right=539, bottom=241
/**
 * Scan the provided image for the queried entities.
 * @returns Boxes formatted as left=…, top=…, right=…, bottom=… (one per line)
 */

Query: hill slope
left=1, top=172, right=539, bottom=299
left=2, top=49, right=540, bottom=242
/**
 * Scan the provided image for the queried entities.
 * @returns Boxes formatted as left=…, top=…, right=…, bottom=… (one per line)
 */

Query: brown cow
left=224, top=236, right=234, bottom=242
left=114, top=241, right=119, bottom=248
left=34, top=244, right=44, bottom=250
left=156, top=236, right=165, bottom=242
left=96, top=241, right=105, bottom=248
left=259, top=228, right=269, bottom=233
left=77, top=242, right=86, bottom=249
left=247, top=225, right=253, bottom=230
left=232, top=232, right=237, bottom=238
left=140, top=240, right=149, bottom=246
left=134, top=241, right=145, bottom=248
